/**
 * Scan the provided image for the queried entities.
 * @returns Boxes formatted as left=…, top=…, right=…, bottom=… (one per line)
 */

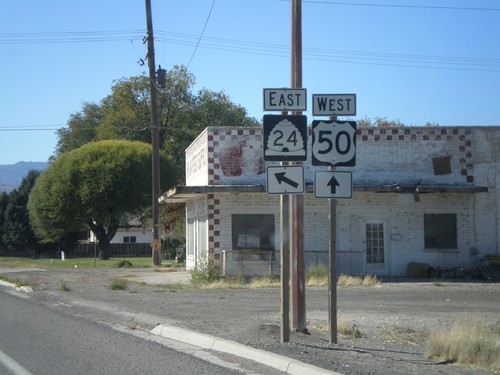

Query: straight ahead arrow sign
left=314, top=171, right=352, bottom=199
left=327, top=176, right=340, bottom=194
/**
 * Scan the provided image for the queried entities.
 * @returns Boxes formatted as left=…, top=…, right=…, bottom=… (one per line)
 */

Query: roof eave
left=159, top=184, right=488, bottom=203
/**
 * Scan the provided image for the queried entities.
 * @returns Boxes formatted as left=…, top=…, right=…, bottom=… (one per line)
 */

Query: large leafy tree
left=0, top=192, right=9, bottom=253
left=55, top=102, right=103, bottom=157
left=2, top=170, right=41, bottom=256
left=51, top=66, right=258, bottom=250
left=54, top=65, right=259, bottom=181
left=29, top=140, right=178, bottom=260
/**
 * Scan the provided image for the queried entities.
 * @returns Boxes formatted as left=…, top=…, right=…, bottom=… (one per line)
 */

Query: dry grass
left=338, top=315, right=362, bottom=338
left=310, top=316, right=362, bottom=338
left=305, top=264, right=329, bottom=286
left=425, top=313, right=500, bottom=370
left=306, top=275, right=329, bottom=286
left=197, top=279, right=241, bottom=289
left=305, top=265, right=380, bottom=287
left=248, top=274, right=279, bottom=288
left=337, top=274, right=380, bottom=287
left=153, top=267, right=181, bottom=273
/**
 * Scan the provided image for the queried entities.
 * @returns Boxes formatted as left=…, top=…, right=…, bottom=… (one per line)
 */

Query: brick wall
left=183, top=126, right=499, bottom=276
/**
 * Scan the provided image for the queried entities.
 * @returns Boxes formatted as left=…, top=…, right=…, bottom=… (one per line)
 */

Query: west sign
left=312, top=94, right=356, bottom=116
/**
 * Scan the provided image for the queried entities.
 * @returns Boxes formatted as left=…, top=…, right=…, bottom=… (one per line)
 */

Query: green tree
left=55, top=102, right=103, bottom=157
left=29, top=140, right=178, bottom=260
left=0, top=192, right=9, bottom=253
left=54, top=65, right=259, bottom=182
left=2, top=171, right=42, bottom=256
left=97, top=75, right=152, bottom=144
left=356, top=116, right=404, bottom=128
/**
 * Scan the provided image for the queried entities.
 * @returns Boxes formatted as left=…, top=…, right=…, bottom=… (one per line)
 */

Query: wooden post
left=144, top=0, right=162, bottom=266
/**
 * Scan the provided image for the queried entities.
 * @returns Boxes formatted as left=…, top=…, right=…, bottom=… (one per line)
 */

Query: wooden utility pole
left=145, top=0, right=162, bottom=266
left=290, top=0, right=306, bottom=333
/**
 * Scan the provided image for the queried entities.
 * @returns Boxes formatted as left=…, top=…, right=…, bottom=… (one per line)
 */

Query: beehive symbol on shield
left=263, top=115, right=307, bottom=162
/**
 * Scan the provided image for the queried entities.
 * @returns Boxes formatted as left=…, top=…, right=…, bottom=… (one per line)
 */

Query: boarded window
left=424, top=214, right=457, bottom=249
left=432, top=156, right=452, bottom=175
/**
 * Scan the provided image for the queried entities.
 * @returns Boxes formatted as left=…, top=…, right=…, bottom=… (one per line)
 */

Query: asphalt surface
left=0, top=267, right=499, bottom=375
left=0, top=291, right=245, bottom=375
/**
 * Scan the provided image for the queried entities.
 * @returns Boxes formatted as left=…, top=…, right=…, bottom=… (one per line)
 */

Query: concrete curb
left=151, top=324, right=342, bottom=375
left=0, top=279, right=33, bottom=293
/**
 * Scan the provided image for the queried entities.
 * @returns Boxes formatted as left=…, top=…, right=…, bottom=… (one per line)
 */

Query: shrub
left=338, top=315, right=362, bottom=338
left=305, top=264, right=328, bottom=286
left=190, top=260, right=223, bottom=285
left=309, top=316, right=362, bottom=338
left=113, top=260, right=133, bottom=268
left=59, top=281, right=71, bottom=291
left=109, top=278, right=128, bottom=290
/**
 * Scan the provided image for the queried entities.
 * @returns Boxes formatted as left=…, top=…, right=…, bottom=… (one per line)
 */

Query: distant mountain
left=0, top=161, right=49, bottom=193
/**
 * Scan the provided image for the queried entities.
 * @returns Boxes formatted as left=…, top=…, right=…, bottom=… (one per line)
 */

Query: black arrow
left=327, top=175, right=340, bottom=194
left=275, top=172, right=299, bottom=188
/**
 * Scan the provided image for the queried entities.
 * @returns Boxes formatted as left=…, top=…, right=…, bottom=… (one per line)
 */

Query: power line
left=300, top=1, right=500, bottom=12
left=155, top=31, right=500, bottom=72
left=0, top=30, right=144, bottom=44
left=187, top=0, right=216, bottom=68
left=2, top=26, right=498, bottom=72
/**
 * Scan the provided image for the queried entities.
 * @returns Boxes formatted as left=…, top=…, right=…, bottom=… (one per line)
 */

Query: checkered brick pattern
left=357, top=127, right=474, bottom=184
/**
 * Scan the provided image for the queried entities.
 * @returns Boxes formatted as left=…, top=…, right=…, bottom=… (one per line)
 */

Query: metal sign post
left=329, top=164, right=338, bottom=345
left=311, top=108, right=357, bottom=345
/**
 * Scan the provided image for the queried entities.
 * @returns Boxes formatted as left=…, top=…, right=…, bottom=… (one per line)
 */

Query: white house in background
left=88, top=217, right=152, bottom=244
left=160, top=126, right=499, bottom=277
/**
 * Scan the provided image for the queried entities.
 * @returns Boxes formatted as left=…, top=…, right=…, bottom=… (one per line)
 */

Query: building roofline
left=159, top=184, right=488, bottom=203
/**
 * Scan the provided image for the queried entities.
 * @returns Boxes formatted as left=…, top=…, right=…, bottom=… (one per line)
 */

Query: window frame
left=231, top=214, right=275, bottom=251
left=424, top=213, right=457, bottom=250
left=123, top=236, right=137, bottom=244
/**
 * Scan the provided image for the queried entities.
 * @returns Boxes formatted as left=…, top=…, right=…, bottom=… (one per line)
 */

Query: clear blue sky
left=1, top=0, right=499, bottom=164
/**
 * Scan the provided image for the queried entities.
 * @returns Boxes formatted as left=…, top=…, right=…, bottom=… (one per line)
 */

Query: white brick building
left=160, top=126, right=499, bottom=277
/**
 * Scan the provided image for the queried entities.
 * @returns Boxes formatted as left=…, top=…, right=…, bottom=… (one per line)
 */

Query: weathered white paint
left=180, top=126, right=499, bottom=276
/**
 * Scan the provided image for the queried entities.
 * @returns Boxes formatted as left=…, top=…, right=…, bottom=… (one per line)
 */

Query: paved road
left=0, top=291, right=245, bottom=375
left=1, top=268, right=499, bottom=375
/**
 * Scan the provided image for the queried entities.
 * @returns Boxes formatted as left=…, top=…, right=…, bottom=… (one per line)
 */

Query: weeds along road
left=1, top=267, right=499, bottom=375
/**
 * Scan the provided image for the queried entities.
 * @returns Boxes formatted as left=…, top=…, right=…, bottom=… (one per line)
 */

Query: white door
left=364, top=222, right=389, bottom=276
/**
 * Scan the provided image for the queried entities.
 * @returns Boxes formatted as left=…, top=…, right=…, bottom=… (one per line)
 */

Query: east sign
left=263, top=88, right=307, bottom=112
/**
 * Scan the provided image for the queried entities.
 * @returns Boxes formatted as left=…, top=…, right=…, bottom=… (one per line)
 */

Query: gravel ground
left=1, top=267, right=499, bottom=375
